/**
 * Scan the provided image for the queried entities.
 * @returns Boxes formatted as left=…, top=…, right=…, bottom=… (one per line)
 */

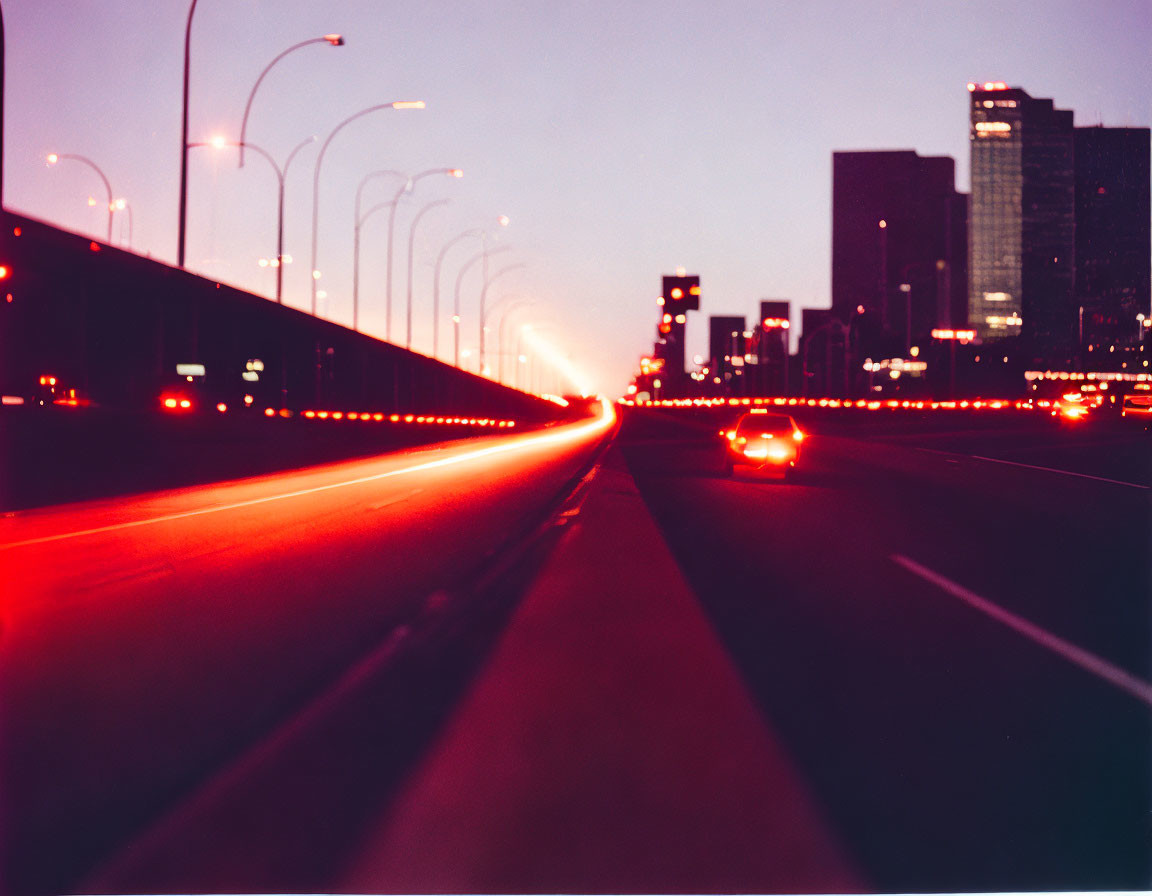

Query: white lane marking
left=0, top=407, right=615, bottom=551
left=892, top=554, right=1152, bottom=709
left=916, top=446, right=1148, bottom=489
left=968, top=454, right=1149, bottom=489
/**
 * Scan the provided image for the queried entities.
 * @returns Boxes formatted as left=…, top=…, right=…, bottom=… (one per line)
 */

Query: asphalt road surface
left=2, top=401, right=1148, bottom=894
left=0, top=408, right=612, bottom=894
left=620, top=406, right=1151, bottom=892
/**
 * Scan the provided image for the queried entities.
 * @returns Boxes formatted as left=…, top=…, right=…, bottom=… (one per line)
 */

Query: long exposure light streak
left=0, top=401, right=615, bottom=551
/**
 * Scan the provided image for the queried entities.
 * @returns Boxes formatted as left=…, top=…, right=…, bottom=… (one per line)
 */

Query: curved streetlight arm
left=433, top=228, right=485, bottom=360
left=311, top=101, right=424, bottom=315
left=239, top=36, right=343, bottom=167
left=358, top=198, right=398, bottom=229
left=497, top=299, right=536, bottom=385
left=479, top=262, right=527, bottom=374
left=283, top=135, right=317, bottom=176
left=385, top=167, right=462, bottom=340
left=189, top=140, right=283, bottom=183
left=355, top=169, right=405, bottom=230
left=406, top=198, right=450, bottom=349
left=455, top=246, right=511, bottom=318
left=453, top=245, right=511, bottom=367
left=48, top=153, right=113, bottom=205
left=189, top=139, right=300, bottom=304
left=47, top=152, right=114, bottom=242
left=351, top=196, right=399, bottom=332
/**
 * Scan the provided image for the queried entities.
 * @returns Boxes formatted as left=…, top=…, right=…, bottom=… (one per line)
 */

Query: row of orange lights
left=621, top=396, right=1050, bottom=411
left=275, top=407, right=516, bottom=428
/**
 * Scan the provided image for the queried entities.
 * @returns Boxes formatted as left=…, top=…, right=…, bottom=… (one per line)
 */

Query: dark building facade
left=707, top=315, right=746, bottom=393
left=832, top=150, right=967, bottom=354
left=749, top=300, right=790, bottom=394
left=649, top=273, right=700, bottom=395
left=800, top=308, right=848, bottom=397
left=968, top=83, right=1075, bottom=363
left=1074, top=126, right=1151, bottom=357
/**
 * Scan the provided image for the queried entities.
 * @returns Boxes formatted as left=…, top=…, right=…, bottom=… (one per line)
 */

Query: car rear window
left=736, top=414, right=794, bottom=435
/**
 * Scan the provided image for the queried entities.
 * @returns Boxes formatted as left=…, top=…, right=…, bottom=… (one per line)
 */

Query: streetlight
left=899, top=282, right=912, bottom=355
left=494, top=298, right=536, bottom=384
left=46, top=152, right=114, bottom=242
left=352, top=196, right=398, bottom=331
left=176, top=0, right=341, bottom=267
left=189, top=136, right=315, bottom=303
left=238, top=34, right=344, bottom=168
left=405, top=198, right=449, bottom=350
left=353, top=169, right=405, bottom=320
left=479, top=263, right=527, bottom=376
left=383, top=168, right=463, bottom=341
left=454, top=246, right=511, bottom=369
left=112, top=198, right=133, bottom=248
left=310, top=101, right=426, bottom=316
left=177, top=0, right=202, bottom=268
left=433, top=222, right=508, bottom=361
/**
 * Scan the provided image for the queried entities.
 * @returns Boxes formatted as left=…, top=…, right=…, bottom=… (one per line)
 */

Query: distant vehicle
left=1121, top=386, right=1152, bottom=424
left=1053, top=392, right=1090, bottom=421
left=721, top=409, right=805, bottom=478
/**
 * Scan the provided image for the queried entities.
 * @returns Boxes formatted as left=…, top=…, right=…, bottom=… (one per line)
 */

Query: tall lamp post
left=454, top=245, right=511, bottom=369
left=189, top=136, right=314, bottom=304
left=177, top=0, right=341, bottom=267
left=479, top=263, right=526, bottom=376
left=433, top=228, right=486, bottom=361
left=238, top=34, right=343, bottom=168
left=494, top=298, right=535, bottom=384
left=353, top=169, right=404, bottom=319
left=46, top=152, right=114, bottom=242
left=177, top=0, right=201, bottom=268
left=352, top=196, right=398, bottom=331
left=405, top=198, right=449, bottom=350
left=383, top=168, right=462, bottom=341
left=112, top=198, right=133, bottom=248
left=310, top=101, right=426, bottom=316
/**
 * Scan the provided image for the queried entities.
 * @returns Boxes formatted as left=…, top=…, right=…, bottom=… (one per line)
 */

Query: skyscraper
left=1074, top=126, right=1151, bottom=357
left=832, top=150, right=967, bottom=353
left=968, top=83, right=1075, bottom=362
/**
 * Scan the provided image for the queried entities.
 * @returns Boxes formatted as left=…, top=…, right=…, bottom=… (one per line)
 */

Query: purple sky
left=4, top=0, right=1150, bottom=394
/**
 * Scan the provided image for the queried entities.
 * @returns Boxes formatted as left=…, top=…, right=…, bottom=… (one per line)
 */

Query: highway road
left=2, top=400, right=1149, bottom=893
left=620, top=407, right=1151, bottom=892
left=0, top=405, right=613, bottom=894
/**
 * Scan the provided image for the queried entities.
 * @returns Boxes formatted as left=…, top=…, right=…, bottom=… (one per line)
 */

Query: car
left=720, top=409, right=805, bottom=478
left=1121, top=387, right=1152, bottom=424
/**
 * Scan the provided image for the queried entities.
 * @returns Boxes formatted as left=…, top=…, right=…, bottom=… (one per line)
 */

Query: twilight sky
left=4, top=0, right=1150, bottom=394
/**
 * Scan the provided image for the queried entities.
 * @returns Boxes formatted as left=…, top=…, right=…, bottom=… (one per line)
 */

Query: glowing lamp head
left=391, top=100, right=426, bottom=110
left=46, top=153, right=59, bottom=165
left=448, top=168, right=464, bottom=178
left=210, top=135, right=228, bottom=149
left=324, top=33, right=345, bottom=45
